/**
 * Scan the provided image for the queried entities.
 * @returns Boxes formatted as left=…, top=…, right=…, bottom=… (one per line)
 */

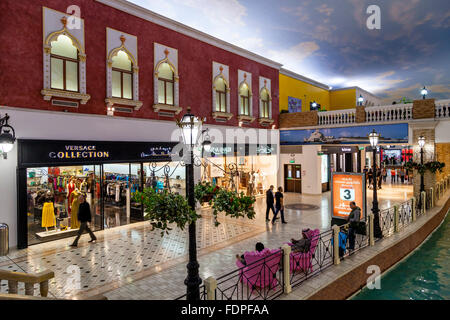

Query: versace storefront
left=16, top=139, right=181, bottom=248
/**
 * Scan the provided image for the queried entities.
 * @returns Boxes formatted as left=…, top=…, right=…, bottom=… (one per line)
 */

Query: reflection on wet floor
left=2, top=183, right=412, bottom=300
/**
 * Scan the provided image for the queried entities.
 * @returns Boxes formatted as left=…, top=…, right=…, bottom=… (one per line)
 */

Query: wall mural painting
left=280, top=123, right=408, bottom=145
left=288, top=96, right=302, bottom=113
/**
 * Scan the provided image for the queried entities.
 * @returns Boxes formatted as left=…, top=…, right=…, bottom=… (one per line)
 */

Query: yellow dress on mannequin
left=41, top=202, right=56, bottom=228
left=70, top=191, right=81, bottom=229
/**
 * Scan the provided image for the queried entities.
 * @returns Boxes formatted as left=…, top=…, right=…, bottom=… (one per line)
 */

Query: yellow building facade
left=280, top=69, right=381, bottom=112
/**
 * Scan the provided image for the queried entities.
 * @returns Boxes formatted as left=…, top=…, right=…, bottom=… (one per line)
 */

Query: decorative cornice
left=153, top=104, right=183, bottom=115
left=212, top=111, right=233, bottom=121
left=105, top=97, right=143, bottom=110
left=237, top=115, right=255, bottom=123
left=95, top=0, right=283, bottom=70
left=41, top=89, right=91, bottom=104
left=258, top=117, right=274, bottom=126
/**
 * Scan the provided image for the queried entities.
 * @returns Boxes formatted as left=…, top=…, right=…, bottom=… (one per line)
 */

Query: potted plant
left=134, top=182, right=257, bottom=233
left=194, top=181, right=219, bottom=204
left=405, top=160, right=445, bottom=175
left=133, top=187, right=200, bottom=236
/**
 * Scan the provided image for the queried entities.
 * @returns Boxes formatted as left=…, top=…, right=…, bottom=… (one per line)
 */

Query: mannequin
left=70, top=190, right=81, bottom=230
left=80, top=179, right=88, bottom=193
left=67, top=179, right=75, bottom=213
left=41, top=192, right=56, bottom=232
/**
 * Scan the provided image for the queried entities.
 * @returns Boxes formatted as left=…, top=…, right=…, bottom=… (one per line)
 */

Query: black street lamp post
left=177, top=107, right=203, bottom=300
left=369, top=129, right=383, bottom=238
left=358, top=95, right=364, bottom=106
left=177, top=108, right=220, bottom=300
left=421, top=86, right=428, bottom=100
left=418, top=136, right=426, bottom=209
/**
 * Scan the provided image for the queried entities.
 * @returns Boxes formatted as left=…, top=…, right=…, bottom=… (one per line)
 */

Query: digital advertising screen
left=331, top=172, right=366, bottom=220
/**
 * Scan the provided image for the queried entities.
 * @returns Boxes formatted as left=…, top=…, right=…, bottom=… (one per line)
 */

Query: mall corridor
left=0, top=184, right=412, bottom=300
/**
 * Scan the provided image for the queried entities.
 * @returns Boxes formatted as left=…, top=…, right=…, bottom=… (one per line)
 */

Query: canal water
left=353, top=210, right=450, bottom=300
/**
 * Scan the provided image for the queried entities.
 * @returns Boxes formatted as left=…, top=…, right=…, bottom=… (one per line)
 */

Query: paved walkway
left=0, top=183, right=412, bottom=300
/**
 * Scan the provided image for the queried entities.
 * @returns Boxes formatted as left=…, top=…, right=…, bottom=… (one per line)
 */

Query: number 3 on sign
left=340, top=188, right=355, bottom=201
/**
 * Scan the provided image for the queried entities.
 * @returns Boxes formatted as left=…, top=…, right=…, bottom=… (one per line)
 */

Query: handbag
left=351, top=221, right=367, bottom=235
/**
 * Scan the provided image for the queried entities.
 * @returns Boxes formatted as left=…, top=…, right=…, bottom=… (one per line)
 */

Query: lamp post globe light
left=311, top=101, right=317, bottom=110
left=368, top=129, right=383, bottom=239
left=418, top=136, right=426, bottom=209
left=420, top=86, right=428, bottom=100
left=0, top=113, right=16, bottom=159
left=177, top=107, right=205, bottom=301
left=358, top=95, right=364, bottom=106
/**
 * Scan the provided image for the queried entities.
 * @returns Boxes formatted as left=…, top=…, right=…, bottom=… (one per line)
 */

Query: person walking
left=347, top=201, right=361, bottom=252
left=272, top=187, right=287, bottom=224
left=368, top=168, right=373, bottom=187
left=71, top=194, right=97, bottom=247
left=265, top=185, right=276, bottom=222
left=363, top=166, right=369, bottom=185
left=391, top=168, right=396, bottom=183
left=382, top=168, right=387, bottom=183
left=377, top=168, right=382, bottom=189
left=400, top=167, right=405, bottom=184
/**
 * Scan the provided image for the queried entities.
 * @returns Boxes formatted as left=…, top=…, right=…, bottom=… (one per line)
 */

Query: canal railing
left=175, top=175, right=450, bottom=300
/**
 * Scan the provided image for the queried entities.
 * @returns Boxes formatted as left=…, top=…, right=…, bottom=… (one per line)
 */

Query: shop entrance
left=17, top=139, right=182, bottom=248
left=284, top=164, right=302, bottom=193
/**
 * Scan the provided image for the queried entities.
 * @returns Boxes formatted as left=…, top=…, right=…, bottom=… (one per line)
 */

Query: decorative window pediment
left=212, top=62, right=232, bottom=121
left=106, top=28, right=142, bottom=115
left=153, top=43, right=181, bottom=116
left=237, top=70, right=255, bottom=123
left=258, top=77, right=273, bottom=126
left=42, top=7, right=90, bottom=104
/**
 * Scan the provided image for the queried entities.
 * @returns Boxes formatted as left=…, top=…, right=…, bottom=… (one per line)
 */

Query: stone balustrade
left=279, top=99, right=449, bottom=129
left=365, top=103, right=413, bottom=123
left=0, top=269, right=54, bottom=297
left=435, top=99, right=450, bottom=119
left=318, top=109, right=356, bottom=126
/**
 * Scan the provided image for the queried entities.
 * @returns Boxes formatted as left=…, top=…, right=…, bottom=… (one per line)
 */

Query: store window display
left=143, top=162, right=185, bottom=196
left=201, top=153, right=277, bottom=197
left=27, top=166, right=96, bottom=245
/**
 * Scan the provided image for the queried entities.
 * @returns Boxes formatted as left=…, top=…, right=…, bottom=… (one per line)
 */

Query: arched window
left=50, top=35, right=79, bottom=92
left=157, top=62, right=174, bottom=105
left=240, top=83, right=250, bottom=116
left=215, top=77, right=227, bottom=113
left=111, top=50, right=133, bottom=100
left=260, top=88, right=270, bottom=118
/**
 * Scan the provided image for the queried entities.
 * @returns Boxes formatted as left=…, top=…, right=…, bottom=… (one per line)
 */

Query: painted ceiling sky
left=130, top=0, right=450, bottom=103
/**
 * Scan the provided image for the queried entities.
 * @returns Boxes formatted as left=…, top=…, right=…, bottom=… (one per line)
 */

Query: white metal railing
left=318, top=109, right=356, bottom=126
left=435, top=99, right=450, bottom=119
left=365, top=103, right=413, bottom=123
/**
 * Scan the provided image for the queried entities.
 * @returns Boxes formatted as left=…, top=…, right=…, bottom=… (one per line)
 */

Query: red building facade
left=0, top=0, right=281, bottom=128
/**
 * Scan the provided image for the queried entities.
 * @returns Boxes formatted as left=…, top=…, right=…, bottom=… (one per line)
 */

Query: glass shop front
left=201, top=144, right=277, bottom=197
left=17, top=139, right=180, bottom=248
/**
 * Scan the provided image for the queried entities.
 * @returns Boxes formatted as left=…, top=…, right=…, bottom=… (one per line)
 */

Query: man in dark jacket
left=347, top=201, right=361, bottom=251
left=265, top=185, right=276, bottom=222
left=71, top=194, right=97, bottom=247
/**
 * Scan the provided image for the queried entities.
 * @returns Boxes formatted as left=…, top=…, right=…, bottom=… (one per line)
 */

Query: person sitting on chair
left=290, top=228, right=312, bottom=253
left=236, top=242, right=265, bottom=266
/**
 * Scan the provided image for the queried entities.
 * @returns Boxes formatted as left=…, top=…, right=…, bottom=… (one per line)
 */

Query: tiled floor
left=0, top=183, right=412, bottom=300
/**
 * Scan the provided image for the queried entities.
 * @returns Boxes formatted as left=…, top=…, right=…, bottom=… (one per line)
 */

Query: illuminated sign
left=211, top=146, right=232, bottom=155
left=49, top=145, right=110, bottom=159
left=140, top=146, right=173, bottom=158
left=331, top=172, right=366, bottom=220
left=256, top=145, right=274, bottom=155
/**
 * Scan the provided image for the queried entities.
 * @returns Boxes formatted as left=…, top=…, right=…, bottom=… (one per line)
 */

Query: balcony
left=279, top=99, right=449, bottom=129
